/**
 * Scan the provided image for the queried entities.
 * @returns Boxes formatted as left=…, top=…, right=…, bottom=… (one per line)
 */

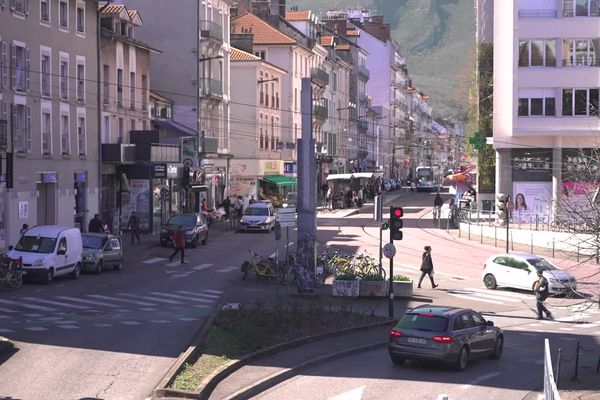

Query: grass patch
left=170, top=303, right=387, bottom=391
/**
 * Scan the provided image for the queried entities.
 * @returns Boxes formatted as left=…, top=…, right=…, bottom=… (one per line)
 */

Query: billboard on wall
left=512, top=182, right=552, bottom=224
left=121, top=179, right=150, bottom=230
left=560, top=148, right=600, bottom=221
left=512, top=149, right=553, bottom=182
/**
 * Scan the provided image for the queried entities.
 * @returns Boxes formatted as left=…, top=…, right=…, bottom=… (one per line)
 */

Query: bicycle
left=0, top=256, right=23, bottom=292
left=241, top=250, right=279, bottom=281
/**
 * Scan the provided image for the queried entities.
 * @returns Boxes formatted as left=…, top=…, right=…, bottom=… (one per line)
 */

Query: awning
left=261, top=175, right=297, bottom=187
left=352, top=172, right=373, bottom=179
left=326, top=173, right=353, bottom=181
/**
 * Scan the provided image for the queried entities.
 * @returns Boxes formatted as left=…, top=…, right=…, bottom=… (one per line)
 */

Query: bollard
left=511, top=231, right=514, bottom=251
left=552, top=238, right=555, bottom=258
left=556, top=348, right=562, bottom=388
left=535, top=214, right=539, bottom=231
left=480, top=223, right=483, bottom=244
left=468, top=219, right=471, bottom=240
left=494, top=225, right=497, bottom=247
left=596, top=245, right=599, bottom=265
left=531, top=233, right=533, bottom=254
left=577, top=243, right=580, bottom=263
left=573, top=341, right=580, bottom=380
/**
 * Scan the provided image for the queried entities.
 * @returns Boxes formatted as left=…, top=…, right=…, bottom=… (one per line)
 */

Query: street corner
left=0, top=336, right=15, bottom=356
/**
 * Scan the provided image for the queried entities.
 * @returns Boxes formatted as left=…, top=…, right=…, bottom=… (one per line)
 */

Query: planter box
left=359, top=280, right=388, bottom=297
left=332, top=279, right=360, bottom=297
left=393, top=280, right=413, bottom=298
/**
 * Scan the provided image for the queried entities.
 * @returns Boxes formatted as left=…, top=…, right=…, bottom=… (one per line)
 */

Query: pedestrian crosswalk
left=446, top=287, right=532, bottom=305
left=0, top=288, right=224, bottom=334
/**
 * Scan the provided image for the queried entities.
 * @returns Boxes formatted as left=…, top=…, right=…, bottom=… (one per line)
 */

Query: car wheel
left=455, top=346, right=469, bottom=371
left=483, top=274, right=497, bottom=290
left=95, top=260, right=103, bottom=275
left=71, top=263, right=81, bottom=280
left=113, top=263, right=122, bottom=271
left=489, top=335, right=503, bottom=359
left=390, top=355, right=406, bottom=366
left=202, top=233, right=207, bottom=245
left=191, top=236, right=198, bottom=248
left=45, top=268, right=54, bottom=284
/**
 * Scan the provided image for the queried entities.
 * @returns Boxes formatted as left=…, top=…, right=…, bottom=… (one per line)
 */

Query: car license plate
left=407, top=337, right=427, bottom=344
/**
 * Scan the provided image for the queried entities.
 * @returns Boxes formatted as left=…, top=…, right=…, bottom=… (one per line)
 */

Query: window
left=61, top=114, right=70, bottom=155
left=271, top=82, right=275, bottom=107
left=60, top=60, right=68, bottom=99
left=118, top=117, right=123, bottom=143
left=41, top=54, right=50, bottom=96
left=40, top=0, right=50, bottom=22
left=102, top=64, right=109, bottom=104
left=459, top=313, right=476, bottom=329
left=259, top=113, right=263, bottom=148
left=12, top=0, right=28, bottom=14
left=518, top=96, right=556, bottom=116
left=271, top=116, right=275, bottom=150
left=130, top=119, right=135, bottom=131
left=563, top=0, right=600, bottom=16
left=77, top=116, right=85, bottom=155
left=57, top=237, right=67, bottom=254
left=294, top=88, right=297, bottom=111
left=76, top=63, right=84, bottom=102
left=563, top=39, right=600, bottom=66
left=116, top=68, right=123, bottom=106
left=519, top=39, right=556, bottom=67
left=42, top=111, right=51, bottom=155
left=470, top=312, right=485, bottom=326
left=12, top=44, right=29, bottom=92
left=265, top=78, right=269, bottom=107
left=76, top=4, right=84, bottom=33
left=259, top=72, right=264, bottom=105
left=562, top=88, right=600, bottom=116
left=275, top=117, right=280, bottom=149
left=141, top=74, right=147, bottom=110
left=59, top=0, right=68, bottom=29
left=510, top=259, right=530, bottom=271
left=254, top=50, right=265, bottom=59
left=130, top=71, right=135, bottom=109
left=102, top=115, right=109, bottom=143
left=13, top=104, right=30, bottom=154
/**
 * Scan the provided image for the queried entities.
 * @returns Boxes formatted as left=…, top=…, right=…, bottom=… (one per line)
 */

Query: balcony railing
left=310, top=67, right=329, bottom=87
left=359, top=93, right=369, bottom=104
left=199, top=137, right=218, bottom=154
left=563, top=58, right=600, bottom=67
left=101, top=143, right=136, bottom=163
left=151, top=143, right=180, bottom=162
left=201, top=78, right=223, bottom=98
left=313, top=102, right=328, bottom=119
left=358, top=65, right=370, bottom=79
left=518, top=9, right=557, bottom=18
left=358, top=119, right=369, bottom=130
left=199, top=20, right=223, bottom=42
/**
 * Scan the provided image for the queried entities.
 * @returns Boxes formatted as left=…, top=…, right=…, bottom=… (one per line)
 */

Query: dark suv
left=160, top=214, right=208, bottom=248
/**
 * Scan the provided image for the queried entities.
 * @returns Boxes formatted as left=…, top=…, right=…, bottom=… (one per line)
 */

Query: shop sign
left=74, top=171, right=87, bottom=183
left=262, top=160, right=282, bottom=176
left=41, top=172, right=58, bottom=183
left=511, top=149, right=552, bottom=182
left=152, top=164, right=167, bottom=178
left=284, top=162, right=296, bottom=174
left=167, top=164, right=179, bottom=178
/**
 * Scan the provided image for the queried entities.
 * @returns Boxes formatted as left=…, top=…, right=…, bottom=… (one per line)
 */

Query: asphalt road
left=0, top=226, right=283, bottom=400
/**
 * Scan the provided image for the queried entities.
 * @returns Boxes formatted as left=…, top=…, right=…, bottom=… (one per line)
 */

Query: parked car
left=388, top=305, right=503, bottom=371
left=482, top=253, right=577, bottom=294
left=239, top=201, right=277, bottom=232
left=383, top=180, right=393, bottom=191
left=8, top=225, right=83, bottom=284
left=160, top=214, right=208, bottom=248
left=81, top=233, right=123, bottom=274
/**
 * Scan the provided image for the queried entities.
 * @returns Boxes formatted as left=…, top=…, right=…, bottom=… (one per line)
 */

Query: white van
left=9, top=225, right=83, bottom=284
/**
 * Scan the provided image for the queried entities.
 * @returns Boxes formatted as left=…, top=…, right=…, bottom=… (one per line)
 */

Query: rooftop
left=231, top=12, right=296, bottom=45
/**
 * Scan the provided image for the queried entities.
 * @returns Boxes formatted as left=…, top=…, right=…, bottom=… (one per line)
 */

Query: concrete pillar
left=495, top=148, right=512, bottom=197
left=552, top=146, right=562, bottom=221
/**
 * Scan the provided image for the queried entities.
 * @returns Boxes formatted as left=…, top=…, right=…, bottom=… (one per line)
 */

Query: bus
left=415, top=166, right=442, bottom=192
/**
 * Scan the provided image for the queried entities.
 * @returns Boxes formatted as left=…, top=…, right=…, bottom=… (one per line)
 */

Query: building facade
left=0, top=0, right=100, bottom=248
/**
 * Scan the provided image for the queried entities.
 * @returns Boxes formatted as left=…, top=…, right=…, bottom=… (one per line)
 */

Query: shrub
left=335, top=272, right=358, bottom=280
left=393, top=274, right=411, bottom=282
left=361, top=273, right=386, bottom=281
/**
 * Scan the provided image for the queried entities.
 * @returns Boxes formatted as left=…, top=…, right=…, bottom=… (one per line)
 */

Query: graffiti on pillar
left=294, top=233, right=315, bottom=293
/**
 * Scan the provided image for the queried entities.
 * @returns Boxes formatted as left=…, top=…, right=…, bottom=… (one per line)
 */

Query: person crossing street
left=418, top=246, right=438, bottom=289
left=534, top=270, right=553, bottom=320
left=169, top=225, right=186, bottom=264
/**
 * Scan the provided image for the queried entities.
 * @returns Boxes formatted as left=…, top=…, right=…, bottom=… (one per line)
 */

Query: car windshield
left=15, top=235, right=57, bottom=253
left=527, top=257, right=557, bottom=271
left=82, top=235, right=104, bottom=249
left=395, top=313, right=448, bottom=332
left=168, top=216, right=196, bottom=226
left=244, top=207, right=268, bottom=216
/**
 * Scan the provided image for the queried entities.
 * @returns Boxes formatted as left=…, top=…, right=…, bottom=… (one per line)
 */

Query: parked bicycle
left=0, top=256, right=23, bottom=292
left=241, top=250, right=295, bottom=285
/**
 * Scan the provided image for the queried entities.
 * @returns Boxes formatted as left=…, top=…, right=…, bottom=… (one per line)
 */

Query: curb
left=0, top=336, right=14, bottom=355
left=153, top=319, right=393, bottom=399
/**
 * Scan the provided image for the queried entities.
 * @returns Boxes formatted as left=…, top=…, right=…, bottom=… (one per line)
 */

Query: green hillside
left=288, top=0, right=476, bottom=119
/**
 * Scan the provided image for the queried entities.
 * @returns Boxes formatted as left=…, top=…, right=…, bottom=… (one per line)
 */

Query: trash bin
left=482, top=200, right=492, bottom=211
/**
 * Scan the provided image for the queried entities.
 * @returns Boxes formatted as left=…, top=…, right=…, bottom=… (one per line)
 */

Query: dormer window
left=128, top=26, right=133, bottom=38
left=114, top=21, right=121, bottom=34
left=121, top=22, right=127, bottom=36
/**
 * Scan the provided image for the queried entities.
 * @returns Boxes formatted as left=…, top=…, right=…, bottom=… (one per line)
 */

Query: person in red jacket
left=169, top=225, right=186, bottom=264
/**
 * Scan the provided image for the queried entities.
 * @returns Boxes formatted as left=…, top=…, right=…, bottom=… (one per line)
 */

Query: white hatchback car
left=482, top=253, right=577, bottom=294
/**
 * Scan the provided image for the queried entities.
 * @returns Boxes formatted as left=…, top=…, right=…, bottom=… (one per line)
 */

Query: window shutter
left=0, top=41, right=7, bottom=91
left=24, top=0, right=28, bottom=14
left=26, top=105, right=31, bottom=152
left=10, top=103, right=16, bottom=151
left=25, top=47, right=30, bottom=92
left=10, top=44, right=15, bottom=90
left=0, top=101, right=6, bottom=150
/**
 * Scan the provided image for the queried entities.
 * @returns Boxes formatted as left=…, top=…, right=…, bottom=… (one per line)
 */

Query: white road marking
left=178, top=317, right=199, bottom=321
left=171, top=272, right=195, bottom=279
left=139, top=308, right=159, bottom=312
left=23, top=313, right=43, bottom=317
left=0, top=307, right=18, bottom=314
left=93, top=323, right=112, bottom=328
left=87, top=294, right=154, bottom=306
left=56, top=296, right=120, bottom=308
left=176, top=290, right=220, bottom=299
left=468, top=292, right=522, bottom=303
left=0, top=298, right=56, bottom=312
left=0, top=328, right=14, bottom=333
left=118, top=293, right=182, bottom=305
left=57, top=325, right=79, bottom=329
left=328, top=386, right=365, bottom=400
left=149, top=292, right=203, bottom=302
left=460, top=372, right=501, bottom=390
left=54, top=320, right=76, bottom=324
left=204, top=289, right=224, bottom=294
left=215, top=266, right=237, bottom=273
left=192, top=263, right=213, bottom=271
left=467, top=288, right=531, bottom=300
left=142, top=257, right=166, bottom=264
left=559, top=327, right=575, bottom=331
left=165, top=261, right=181, bottom=267
left=38, top=316, right=63, bottom=321
left=557, top=314, right=590, bottom=323
left=21, top=297, right=90, bottom=310
left=149, top=320, right=171, bottom=324
left=578, top=323, right=600, bottom=329
left=25, top=327, right=48, bottom=332
left=0, top=316, right=11, bottom=319
left=121, top=321, right=141, bottom=325
left=446, top=292, right=503, bottom=305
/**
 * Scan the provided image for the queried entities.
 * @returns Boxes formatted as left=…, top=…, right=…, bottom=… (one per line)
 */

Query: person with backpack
left=533, top=270, right=553, bottom=320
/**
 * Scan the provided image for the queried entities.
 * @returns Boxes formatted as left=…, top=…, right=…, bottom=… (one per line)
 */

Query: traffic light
left=496, top=193, right=508, bottom=226
left=389, top=206, right=404, bottom=241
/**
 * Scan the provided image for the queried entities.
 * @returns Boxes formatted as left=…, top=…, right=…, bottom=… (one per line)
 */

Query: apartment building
left=0, top=0, right=99, bottom=248
left=494, top=0, right=600, bottom=222
left=125, top=0, right=232, bottom=211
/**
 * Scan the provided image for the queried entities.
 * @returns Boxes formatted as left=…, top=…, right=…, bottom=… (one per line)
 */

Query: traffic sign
left=279, top=221, right=296, bottom=228
left=383, top=243, right=396, bottom=258
left=278, top=214, right=297, bottom=222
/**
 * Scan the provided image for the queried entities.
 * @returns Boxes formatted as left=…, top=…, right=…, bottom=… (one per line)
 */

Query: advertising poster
left=512, top=182, right=552, bottom=224
left=561, top=181, right=600, bottom=220
left=122, top=179, right=150, bottom=230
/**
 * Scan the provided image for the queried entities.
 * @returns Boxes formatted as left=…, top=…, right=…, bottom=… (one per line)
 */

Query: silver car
left=239, top=201, right=277, bottom=232
left=81, top=234, right=123, bottom=274
left=388, top=305, right=503, bottom=371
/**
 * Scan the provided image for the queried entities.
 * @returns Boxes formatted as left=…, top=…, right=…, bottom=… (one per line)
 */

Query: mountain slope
left=289, top=0, right=476, bottom=118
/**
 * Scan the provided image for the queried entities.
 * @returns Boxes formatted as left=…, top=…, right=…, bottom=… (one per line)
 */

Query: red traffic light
left=392, top=207, right=403, bottom=218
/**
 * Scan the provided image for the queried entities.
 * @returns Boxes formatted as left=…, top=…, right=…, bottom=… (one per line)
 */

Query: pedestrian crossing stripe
left=142, top=257, right=166, bottom=264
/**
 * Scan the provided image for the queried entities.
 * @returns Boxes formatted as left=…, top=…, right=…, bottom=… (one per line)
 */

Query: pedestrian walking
left=88, top=213, right=104, bottom=233
left=533, top=270, right=553, bottom=320
left=410, top=180, right=416, bottom=194
left=127, top=211, right=141, bottom=245
left=417, top=246, right=438, bottom=289
left=433, top=192, right=443, bottom=221
left=222, top=196, right=231, bottom=220
left=20, top=223, right=29, bottom=236
left=326, top=186, right=333, bottom=210
left=169, top=225, right=186, bottom=264
left=249, top=195, right=256, bottom=205
left=235, top=196, right=244, bottom=217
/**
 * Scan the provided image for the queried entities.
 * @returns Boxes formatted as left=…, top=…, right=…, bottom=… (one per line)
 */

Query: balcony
left=150, top=143, right=180, bottom=163
left=358, top=119, right=369, bottom=130
left=200, top=20, right=223, bottom=42
left=101, top=143, right=136, bottom=163
left=358, top=65, right=370, bottom=80
left=313, top=101, right=328, bottom=119
left=201, top=79, right=223, bottom=98
left=310, top=67, right=329, bottom=87
left=359, top=93, right=369, bottom=104
left=563, top=58, right=600, bottom=67
left=518, top=9, right=557, bottom=18
left=199, top=137, right=218, bottom=154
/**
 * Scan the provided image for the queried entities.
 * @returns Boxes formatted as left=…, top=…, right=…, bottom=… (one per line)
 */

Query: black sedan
left=160, top=214, right=208, bottom=248
left=388, top=305, right=503, bottom=371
